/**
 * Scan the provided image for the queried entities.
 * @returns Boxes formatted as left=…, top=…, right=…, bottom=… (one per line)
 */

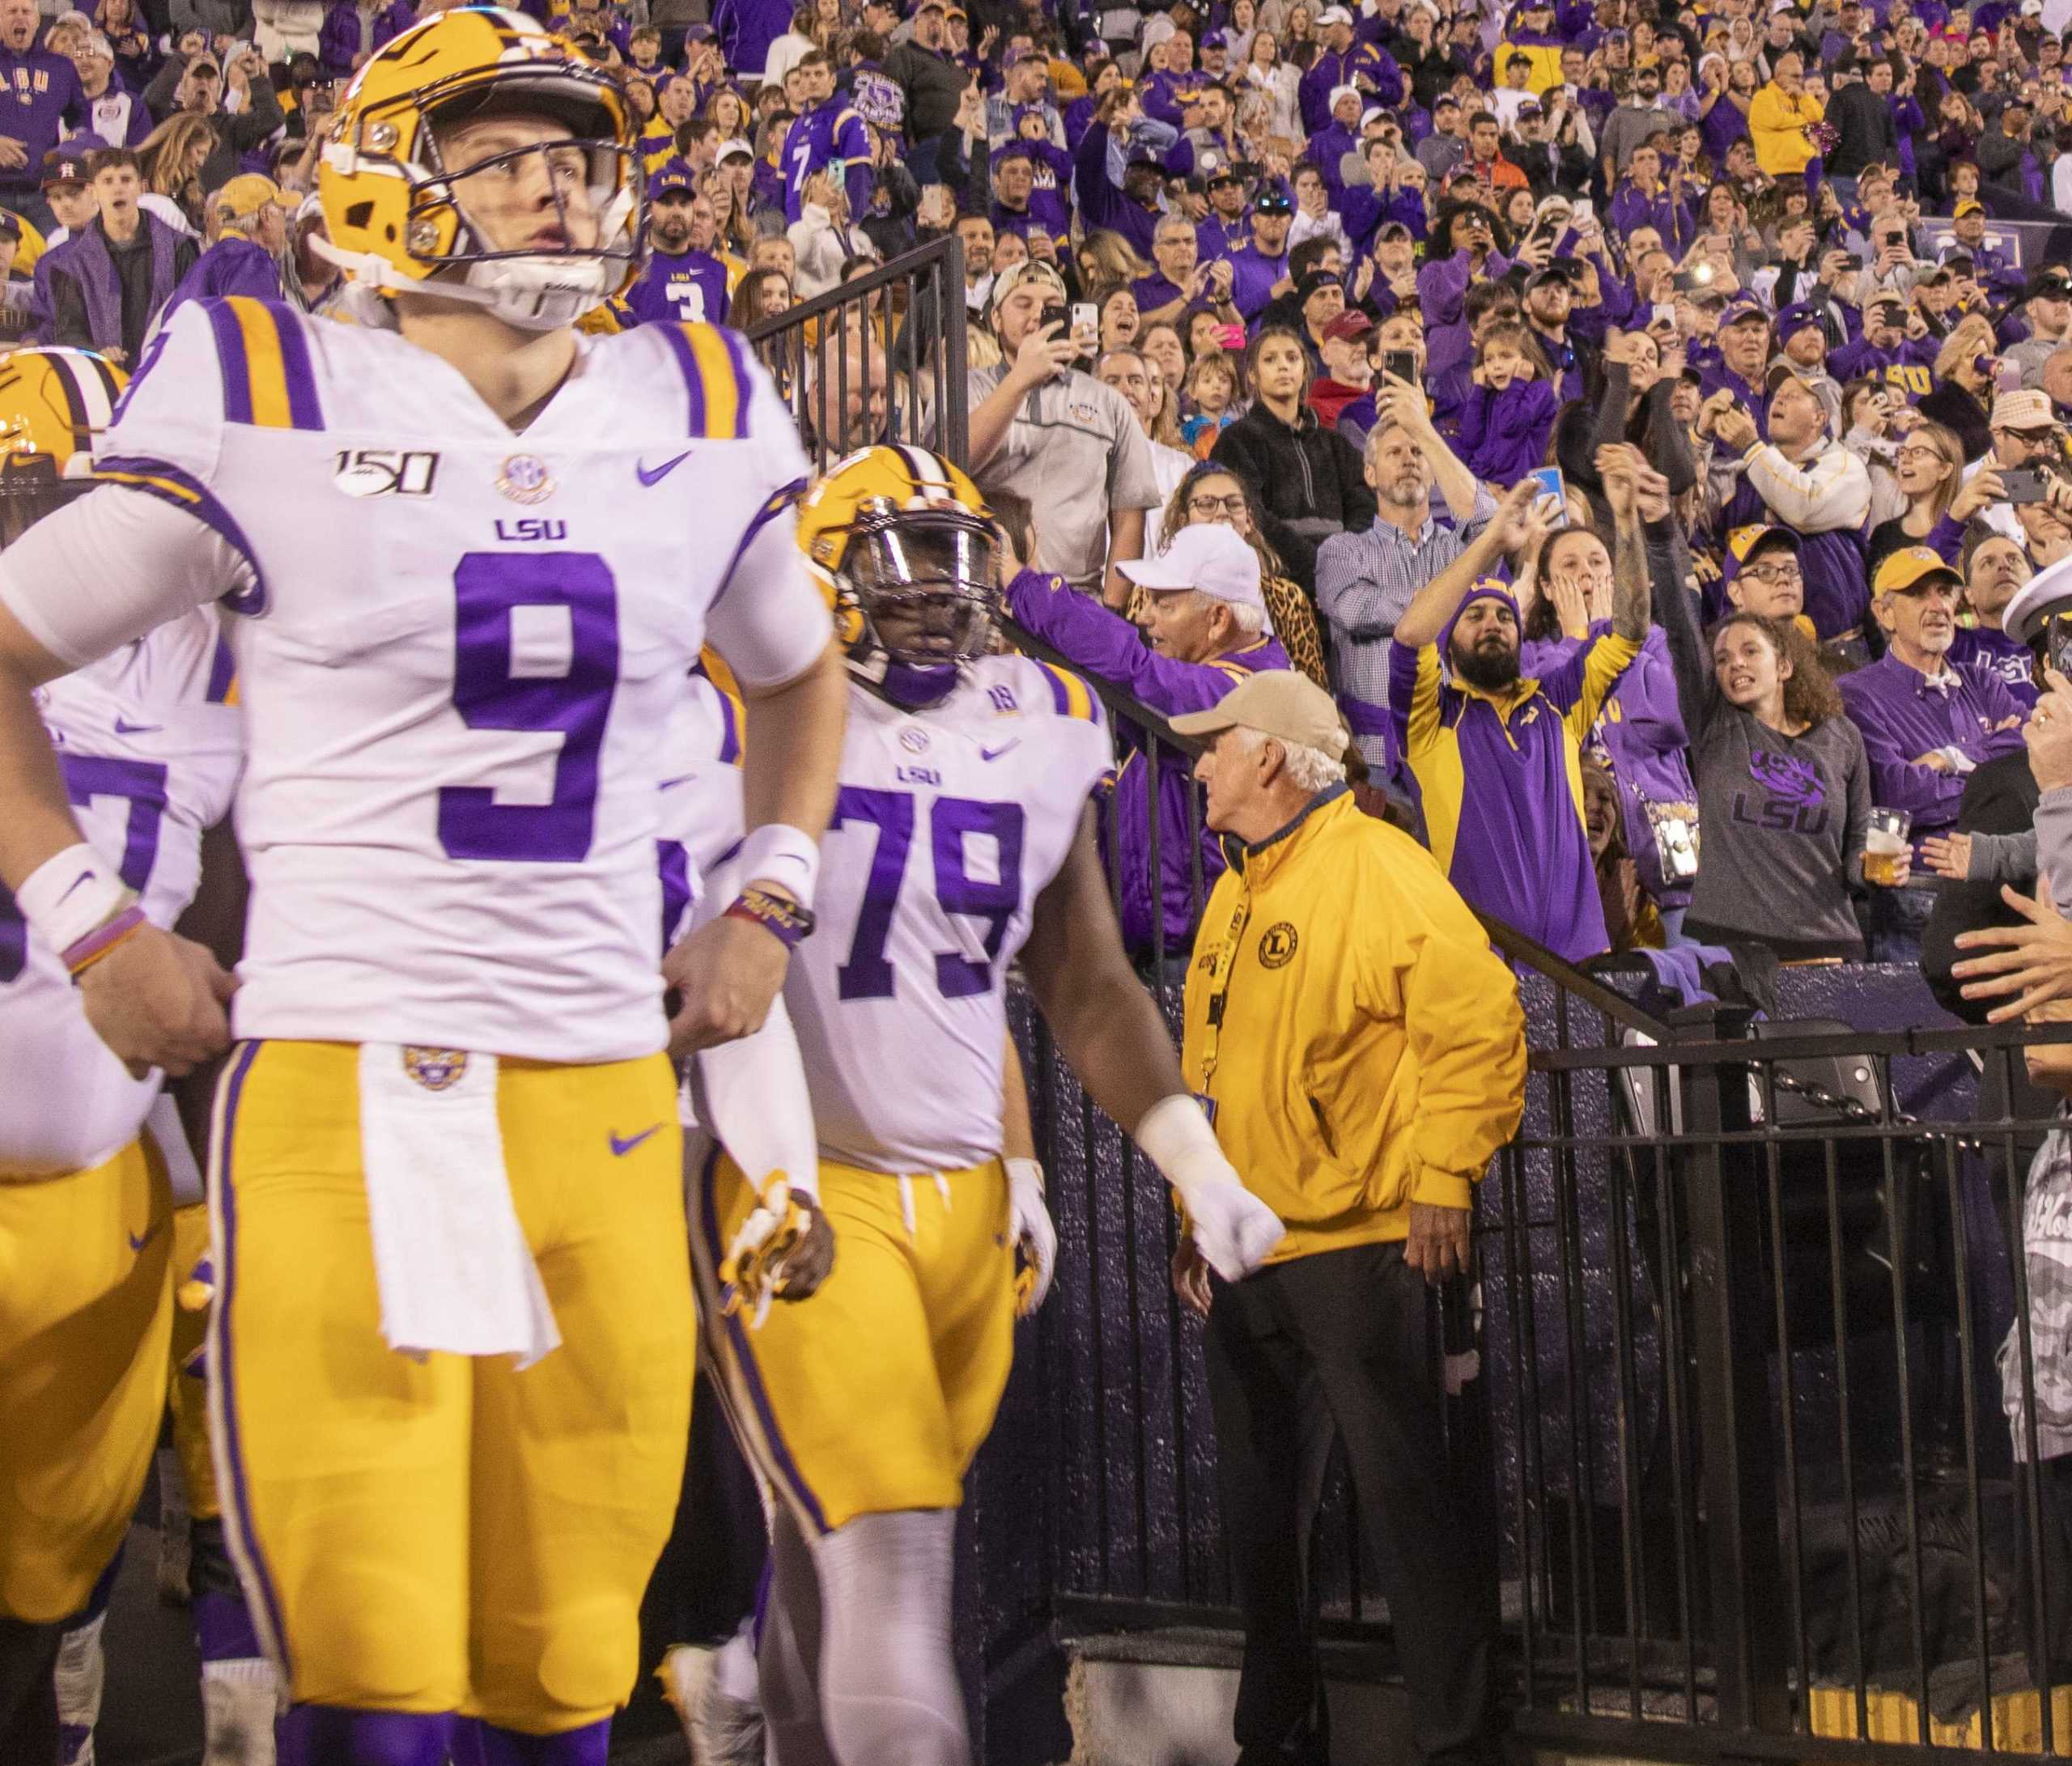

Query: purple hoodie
left=1459, top=379, right=1558, bottom=487
left=1420, top=248, right=1511, bottom=379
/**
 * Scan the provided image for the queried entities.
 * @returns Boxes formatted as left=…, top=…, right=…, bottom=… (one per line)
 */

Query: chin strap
left=307, top=233, right=603, bottom=333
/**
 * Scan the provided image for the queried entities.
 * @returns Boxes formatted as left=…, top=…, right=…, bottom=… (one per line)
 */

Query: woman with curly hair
left=1416, top=197, right=1509, bottom=380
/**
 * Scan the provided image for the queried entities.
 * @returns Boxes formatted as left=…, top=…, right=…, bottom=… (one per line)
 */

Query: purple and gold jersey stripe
left=1032, top=660, right=1098, bottom=724
left=95, top=456, right=268, bottom=615
left=202, top=298, right=325, bottom=432
left=692, top=651, right=747, bottom=767
left=206, top=633, right=237, bottom=706
left=658, top=322, right=752, bottom=440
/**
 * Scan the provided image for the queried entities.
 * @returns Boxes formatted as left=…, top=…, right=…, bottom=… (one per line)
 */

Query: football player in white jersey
left=691, top=445, right=1285, bottom=1766
left=0, top=348, right=246, bottom=1756
left=0, top=11, right=847, bottom=1760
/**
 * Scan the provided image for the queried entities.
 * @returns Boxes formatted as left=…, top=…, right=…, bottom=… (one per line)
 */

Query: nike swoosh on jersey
left=610, top=1124, right=664, bottom=1157
left=980, top=740, right=1021, bottom=762
left=658, top=774, right=698, bottom=791
left=128, top=1220, right=162, bottom=1253
left=114, top=716, right=163, bottom=735
left=636, top=452, right=695, bottom=486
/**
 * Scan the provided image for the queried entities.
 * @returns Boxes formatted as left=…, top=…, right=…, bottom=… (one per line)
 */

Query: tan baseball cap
left=1170, top=669, right=1349, bottom=760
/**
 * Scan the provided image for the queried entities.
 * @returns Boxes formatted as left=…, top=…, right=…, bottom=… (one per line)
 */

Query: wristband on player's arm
left=723, top=885, right=817, bottom=949
left=15, top=843, right=142, bottom=975
left=736, top=821, right=821, bottom=912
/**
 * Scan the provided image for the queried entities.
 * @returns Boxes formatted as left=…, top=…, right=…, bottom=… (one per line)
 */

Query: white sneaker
left=659, top=1643, right=765, bottom=1766
left=201, top=1659, right=281, bottom=1766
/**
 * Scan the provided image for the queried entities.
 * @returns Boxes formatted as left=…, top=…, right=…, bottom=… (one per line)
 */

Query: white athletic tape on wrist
left=737, top=823, right=821, bottom=913
left=16, top=843, right=133, bottom=957
left=1132, top=1092, right=1233, bottom=1203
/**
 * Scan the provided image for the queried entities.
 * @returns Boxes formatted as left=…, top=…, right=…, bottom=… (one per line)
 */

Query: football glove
left=1006, top=1156, right=1056, bottom=1317
left=719, top=1184, right=835, bottom=1327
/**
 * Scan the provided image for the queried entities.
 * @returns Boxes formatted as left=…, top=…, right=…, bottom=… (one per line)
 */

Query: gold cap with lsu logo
left=316, top=6, right=641, bottom=331
left=796, top=445, right=1001, bottom=706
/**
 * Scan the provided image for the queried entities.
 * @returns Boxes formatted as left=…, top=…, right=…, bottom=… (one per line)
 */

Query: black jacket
left=884, top=41, right=965, bottom=141
left=1824, top=80, right=1897, bottom=178
left=1211, top=401, right=1378, bottom=592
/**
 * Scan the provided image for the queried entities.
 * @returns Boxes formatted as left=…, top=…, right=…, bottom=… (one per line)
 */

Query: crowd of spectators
left=12, top=0, right=2072, bottom=975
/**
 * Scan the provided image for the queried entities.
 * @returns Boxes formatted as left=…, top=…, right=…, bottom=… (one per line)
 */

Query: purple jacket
left=1949, top=626, right=2039, bottom=710
left=1297, top=42, right=1403, bottom=134
left=1004, top=568, right=1289, bottom=953
left=160, top=236, right=282, bottom=325
left=319, top=0, right=414, bottom=74
left=1419, top=248, right=1510, bottom=379
left=1459, top=379, right=1557, bottom=487
left=0, top=46, right=83, bottom=191
left=1607, top=181, right=1696, bottom=257
left=1523, top=623, right=1698, bottom=908
left=1837, top=652, right=2028, bottom=836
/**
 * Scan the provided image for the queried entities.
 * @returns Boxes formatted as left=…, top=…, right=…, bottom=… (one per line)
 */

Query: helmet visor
left=847, top=509, right=1001, bottom=667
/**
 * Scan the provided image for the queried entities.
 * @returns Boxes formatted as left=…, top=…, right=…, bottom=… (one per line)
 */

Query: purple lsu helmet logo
left=402, top=1046, right=469, bottom=1091
left=1747, top=749, right=1825, bottom=809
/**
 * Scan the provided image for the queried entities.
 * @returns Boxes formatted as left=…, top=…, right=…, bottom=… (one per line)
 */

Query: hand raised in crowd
left=1374, top=371, right=1433, bottom=439
left=1921, top=831, right=1973, bottom=879
left=1712, top=404, right=1761, bottom=454
left=1949, top=466, right=2007, bottom=523
left=1954, top=880, right=2072, bottom=1022
left=1597, top=442, right=1645, bottom=525
left=1011, top=318, right=1077, bottom=391
left=1485, top=477, right=1547, bottom=553
left=2028, top=667, right=2072, bottom=792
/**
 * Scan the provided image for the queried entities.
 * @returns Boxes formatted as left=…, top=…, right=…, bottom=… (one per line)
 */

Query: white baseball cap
left=1317, top=6, right=1355, bottom=23
left=2006, top=551, right=2072, bottom=647
left=1119, top=524, right=1268, bottom=619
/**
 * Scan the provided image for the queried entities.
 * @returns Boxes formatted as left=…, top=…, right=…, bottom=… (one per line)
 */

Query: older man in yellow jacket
left=1170, top=668, right=1526, bottom=1766
left=1748, top=50, right=1825, bottom=176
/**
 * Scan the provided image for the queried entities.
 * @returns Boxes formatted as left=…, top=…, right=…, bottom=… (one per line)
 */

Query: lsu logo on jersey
left=402, top=1047, right=469, bottom=1091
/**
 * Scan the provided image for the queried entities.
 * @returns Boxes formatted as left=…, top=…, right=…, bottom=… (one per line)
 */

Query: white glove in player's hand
left=1006, top=1157, right=1057, bottom=1316
left=1184, top=1178, right=1286, bottom=1282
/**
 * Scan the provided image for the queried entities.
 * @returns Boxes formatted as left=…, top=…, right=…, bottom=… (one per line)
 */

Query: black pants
left=1204, top=1241, right=1498, bottom=1766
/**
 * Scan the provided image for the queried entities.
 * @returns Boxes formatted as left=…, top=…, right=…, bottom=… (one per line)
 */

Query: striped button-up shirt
left=1314, top=488, right=1495, bottom=767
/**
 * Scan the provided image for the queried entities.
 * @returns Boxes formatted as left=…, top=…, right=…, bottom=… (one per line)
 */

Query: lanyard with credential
left=1195, top=872, right=1253, bottom=1093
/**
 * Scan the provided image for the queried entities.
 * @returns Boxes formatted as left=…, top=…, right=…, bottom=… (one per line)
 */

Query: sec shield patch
left=1258, top=923, right=1298, bottom=969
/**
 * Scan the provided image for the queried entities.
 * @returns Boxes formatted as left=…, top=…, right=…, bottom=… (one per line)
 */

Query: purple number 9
left=439, top=554, right=620, bottom=864
left=932, top=797, right=1024, bottom=997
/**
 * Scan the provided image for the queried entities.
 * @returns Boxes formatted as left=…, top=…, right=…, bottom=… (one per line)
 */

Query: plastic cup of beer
left=1865, top=808, right=1911, bottom=887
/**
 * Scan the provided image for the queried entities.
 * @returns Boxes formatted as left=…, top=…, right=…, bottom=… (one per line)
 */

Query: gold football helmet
left=797, top=445, right=1000, bottom=705
left=317, top=6, right=640, bottom=329
left=0, top=346, right=127, bottom=542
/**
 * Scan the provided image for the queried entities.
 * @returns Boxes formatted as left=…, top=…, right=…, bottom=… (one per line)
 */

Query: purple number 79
left=833, top=786, right=1025, bottom=1000
left=439, top=553, right=620, bottom=864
